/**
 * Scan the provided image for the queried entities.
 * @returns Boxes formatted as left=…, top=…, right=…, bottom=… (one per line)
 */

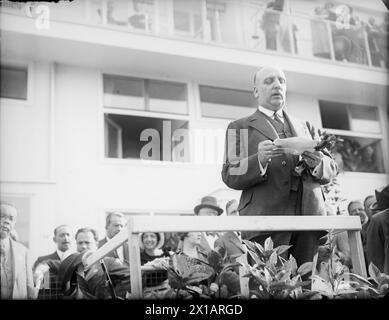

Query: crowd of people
left=1, top=64, right=388, bottom=300
left=258, top=0, right=388, bottom=67
left=1, top=186, right=388, bottom=300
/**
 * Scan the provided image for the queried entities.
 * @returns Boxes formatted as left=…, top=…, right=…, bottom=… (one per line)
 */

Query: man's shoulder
left=36, top=251, right=59, bottom=262
left=371, top=208, right=389, bottom=224
left=98, top=238, right=107, bottom=247
left=10, top=239, right=28, bottom=254
left=227, top=111, right=258, bottom=129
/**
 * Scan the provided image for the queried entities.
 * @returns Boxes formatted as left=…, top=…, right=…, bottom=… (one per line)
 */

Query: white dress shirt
left=56, top=249, right=72, bottom=261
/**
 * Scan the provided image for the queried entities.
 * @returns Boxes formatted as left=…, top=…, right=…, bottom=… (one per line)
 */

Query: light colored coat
left=10, top=239, right=37, bottom=299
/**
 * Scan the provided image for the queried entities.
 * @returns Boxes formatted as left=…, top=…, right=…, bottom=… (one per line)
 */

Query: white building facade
left=1, top=0, right=388, bottom=260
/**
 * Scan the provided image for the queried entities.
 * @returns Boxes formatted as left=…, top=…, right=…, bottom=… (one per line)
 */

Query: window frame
left=99, top=70, right=195, bottom=166
left=0, top=59, right=34, bottom=106
left=318, top=99, right=387, bottom=174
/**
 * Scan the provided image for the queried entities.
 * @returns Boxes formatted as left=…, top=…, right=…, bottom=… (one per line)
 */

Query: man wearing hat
left=193, top=196, right=223, bottom=252
left=366, top=185, right=389, bottom=274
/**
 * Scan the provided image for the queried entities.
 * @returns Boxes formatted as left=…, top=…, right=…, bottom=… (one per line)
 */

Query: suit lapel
left=248, top=110, right=279, bottom=141
left=283, top=111, right=310, bottom=138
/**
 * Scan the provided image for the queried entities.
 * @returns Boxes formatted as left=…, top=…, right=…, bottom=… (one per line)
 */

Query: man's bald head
left=253, top=66, right=287, bottom=112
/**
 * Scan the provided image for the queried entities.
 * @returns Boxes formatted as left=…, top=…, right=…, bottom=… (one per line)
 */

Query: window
left=0, top=65, right=28, bottom=100
left=319, top=100, right=385, bottom=173
left=200, top=85, right=256, bottom=120
left=103, top=74, right=188, bottom=115
left=319, top=100, right=381, bottom=133
left=333, top=135, right=385, bottom=174
left=104, top=114, right=189, bottom=162
left=104, top=0, right=156, bottom=32
left=173, top=0, right=203, bottom=39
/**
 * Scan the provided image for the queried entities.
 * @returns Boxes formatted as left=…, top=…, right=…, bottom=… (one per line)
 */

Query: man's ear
left=253, top=87, right=259, bottom=98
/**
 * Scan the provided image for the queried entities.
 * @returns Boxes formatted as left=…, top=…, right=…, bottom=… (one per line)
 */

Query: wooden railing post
left=128, top=217, right=143, bottom=298
left=347, top=230, right=367, bottom=278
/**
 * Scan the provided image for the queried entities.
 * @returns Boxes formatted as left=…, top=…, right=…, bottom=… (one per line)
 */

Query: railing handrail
left=84, top=215, right=361, bottom=269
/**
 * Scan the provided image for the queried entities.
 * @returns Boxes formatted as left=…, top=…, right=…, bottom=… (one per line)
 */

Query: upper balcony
left=2, top=0, right=386, bottom=69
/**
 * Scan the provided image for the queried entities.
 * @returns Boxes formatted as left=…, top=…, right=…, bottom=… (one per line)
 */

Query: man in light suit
left=99, top=212, right=129, bottom=265
left=222, top=66, right=337, bottom=266
left=0, top=203, right=36, bottom=299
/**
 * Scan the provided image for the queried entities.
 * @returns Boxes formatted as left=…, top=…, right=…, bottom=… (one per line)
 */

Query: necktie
left=273, top=112, right=284, bottom=125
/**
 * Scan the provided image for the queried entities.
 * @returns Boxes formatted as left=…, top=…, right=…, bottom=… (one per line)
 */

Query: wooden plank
left=83, top=226, right=128, bottom=270
left=347, top=230, right=367, bottom=278
left=129, top=216, right=362, bottom=233
left=128, top=217, right=143, bottom=299
left=237, top=253, right=249, bottom=298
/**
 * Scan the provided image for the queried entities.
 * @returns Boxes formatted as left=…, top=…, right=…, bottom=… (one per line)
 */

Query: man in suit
left=194, top=196, right=224, bottom=252
left=33, top=224, right=73, bottom=299
left=214, top=200, right=246, bottom=260
left=222, top=66, right=337, bottom=267
left=0, top=203, right=37, bottom=299
left=99, top=212, right=129, bottom=265
left=366, top=185, right=389, bottom=274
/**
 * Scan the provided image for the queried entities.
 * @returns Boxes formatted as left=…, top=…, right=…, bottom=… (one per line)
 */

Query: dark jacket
left=366, top=208, right=389, bottom=274
left=221, top=109, right=338, bottom=240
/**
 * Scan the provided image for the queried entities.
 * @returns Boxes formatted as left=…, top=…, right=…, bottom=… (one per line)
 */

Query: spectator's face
left=198, top=207, right=218, bottom=216
left=54, top=226, right=71, bottom=252
left=348, top=202, right=368, bottom=225
left=185, top=232, right=202, bottom=246
left=364, top=196, right=376, bottom=218
left=76, top=231, right=97, bottom=253
left=254, top=67, right=286, bottom=112
left=227, top=202, right=239, bottom=216
left=106, top=215, right=125, bottom=238
left=0, top=205, right=17, bottom=240
left=142, top=232, right=158, bottom=250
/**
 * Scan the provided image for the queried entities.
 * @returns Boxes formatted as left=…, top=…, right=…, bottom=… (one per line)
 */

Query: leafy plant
left=242, top=237, right=318, bottom=299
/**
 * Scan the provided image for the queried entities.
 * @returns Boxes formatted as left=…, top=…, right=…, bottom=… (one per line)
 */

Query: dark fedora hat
left=194, top=196, right=223, bottom=215
left=370, top=185, right=389, bottom=212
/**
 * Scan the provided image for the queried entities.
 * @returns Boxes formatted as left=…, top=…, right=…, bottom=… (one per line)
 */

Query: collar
left=57, top=249, right=71, bottom=261
left=257, top=105, right=284, bottom=119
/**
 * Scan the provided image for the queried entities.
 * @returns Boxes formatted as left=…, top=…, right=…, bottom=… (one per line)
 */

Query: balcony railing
left=1, top=0, right=387, bottom=69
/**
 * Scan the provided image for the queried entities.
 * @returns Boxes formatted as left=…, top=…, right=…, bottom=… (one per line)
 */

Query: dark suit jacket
left=222, top=109, right=338, bottom=240
left=98, top=238, right=129, bottom=265
left=214, top=231, right=246, bottom=259
left=366, top=208, right=389, bottom=274
left=33, top=252, right=60, bottom=270
left=33, top=251, right=62, bottom=299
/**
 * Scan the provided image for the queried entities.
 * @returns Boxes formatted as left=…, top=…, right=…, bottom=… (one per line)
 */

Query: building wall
left=1, top=58, right=388, bottom=260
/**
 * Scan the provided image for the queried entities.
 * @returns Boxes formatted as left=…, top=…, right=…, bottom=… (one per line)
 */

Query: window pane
left=107, top=0, right=129, bottom=27
left=349, top=104, right=380, bottom=133
left=103, top=74, right=144, bottom=109
left=105, top=115, right=122, bottom=158
left=319, top=101, right=350, bottom=130
left=200, top=86, right=256, bottom=119
left=149, top=80, right=188, bottom=114
left=104, top=114, right=189, bottom=162
left=333, top=135, right=385, bottom=173
left=1, top=66, right=28, bottom=100
left=173, top=0, right=203, bottom=38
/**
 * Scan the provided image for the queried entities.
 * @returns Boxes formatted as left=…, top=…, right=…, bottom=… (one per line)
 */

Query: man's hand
left=301, top=150, right=323, bottom=168
left=258, top=140, right=285, bottom=167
